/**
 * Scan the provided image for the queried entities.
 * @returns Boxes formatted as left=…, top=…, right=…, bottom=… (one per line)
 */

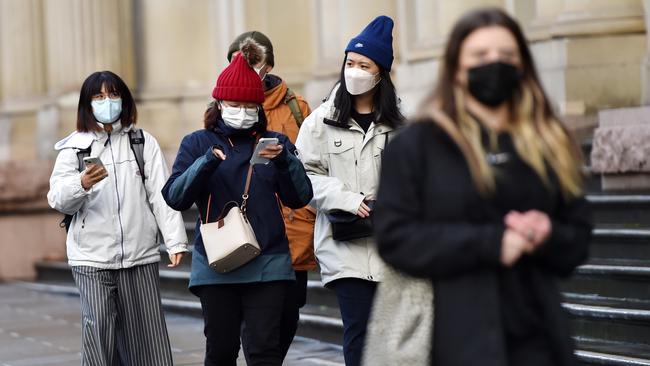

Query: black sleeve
left=532, top=195, right=592, bottom=277
left=374, top=124, right=504, bottom=279
left=162, top=133, right=222, bottom=211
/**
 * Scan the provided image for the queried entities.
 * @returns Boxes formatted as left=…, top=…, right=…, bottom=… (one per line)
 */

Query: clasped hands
left=500, top=210, right=551, bottom=267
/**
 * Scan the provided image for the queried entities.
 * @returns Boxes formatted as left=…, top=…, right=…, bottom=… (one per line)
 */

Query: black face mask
left=467, top=62, right=520, bottom=108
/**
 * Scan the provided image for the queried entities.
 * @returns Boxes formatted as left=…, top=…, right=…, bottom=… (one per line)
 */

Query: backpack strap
left=75, top=147, right=91, bottom=172
left=284, top=88, right=304, bottom=127
left=61, top=131, right=148, bottom=232
left=60, top=146, right=92, bottom=231
left=128, top=128, right=146, bottom=184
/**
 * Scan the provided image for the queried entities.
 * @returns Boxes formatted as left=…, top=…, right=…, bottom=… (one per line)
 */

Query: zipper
left=107, top=134, right=126, bottom=267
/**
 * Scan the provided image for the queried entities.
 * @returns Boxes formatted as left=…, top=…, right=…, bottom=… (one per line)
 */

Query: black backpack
left=59, top=129, right=146, bottom=232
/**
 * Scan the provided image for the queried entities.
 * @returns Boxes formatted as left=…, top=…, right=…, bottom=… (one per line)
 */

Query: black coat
left=374, top=120, right=592, bottom=366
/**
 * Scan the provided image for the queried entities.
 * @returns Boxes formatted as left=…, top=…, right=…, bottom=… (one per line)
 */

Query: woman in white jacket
left=47, top=71, right=188, bottom=366
left=295, top=16, right=404, bottom=366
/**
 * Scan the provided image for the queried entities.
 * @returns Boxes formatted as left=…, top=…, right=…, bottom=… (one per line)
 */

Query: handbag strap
left=240, top=164, right=253, bottom=216
left=203, top=135, right=260, bottom=224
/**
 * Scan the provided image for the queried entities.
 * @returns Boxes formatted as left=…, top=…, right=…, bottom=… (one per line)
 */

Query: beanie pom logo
left=354, top=42, right=364, bottom=48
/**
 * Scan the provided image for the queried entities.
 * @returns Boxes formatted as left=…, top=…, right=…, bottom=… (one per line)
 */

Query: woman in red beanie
left=162, top=43, right=313, bottom=366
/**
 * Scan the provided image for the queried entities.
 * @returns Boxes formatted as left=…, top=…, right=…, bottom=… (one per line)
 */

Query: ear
left=264, top=64, right=273, bottom=74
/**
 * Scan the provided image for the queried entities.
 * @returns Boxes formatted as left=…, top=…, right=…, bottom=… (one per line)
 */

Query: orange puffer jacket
left=263, top=77, right=317, bottom=271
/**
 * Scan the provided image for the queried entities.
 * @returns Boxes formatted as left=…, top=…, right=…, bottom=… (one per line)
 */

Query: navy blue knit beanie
left=345, top=15, right=394, bottom=71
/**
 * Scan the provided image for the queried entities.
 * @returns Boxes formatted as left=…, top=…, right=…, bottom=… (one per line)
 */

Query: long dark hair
left=203, top=100, right=268, bottom=134
left=77, top=71, right=137, bottom=132
left=329, top=56, right=404, bottom=129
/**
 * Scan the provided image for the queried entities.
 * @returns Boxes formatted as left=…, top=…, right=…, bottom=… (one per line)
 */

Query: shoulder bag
left=200, top=164, right=261, bottom=273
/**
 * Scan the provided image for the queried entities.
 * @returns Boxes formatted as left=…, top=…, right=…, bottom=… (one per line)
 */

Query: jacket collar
left=262, top=76, right=288, bottom=110
left=321, top=84, right=394, bottom=135
left=53, top=122, right=133, bottom=151
left=91, top=121, right=135, bottom=141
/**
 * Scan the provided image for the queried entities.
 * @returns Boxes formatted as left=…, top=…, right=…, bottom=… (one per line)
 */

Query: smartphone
left=83, top=156, right=105, bottom=169
left=250, top=137, right=280, bottom=165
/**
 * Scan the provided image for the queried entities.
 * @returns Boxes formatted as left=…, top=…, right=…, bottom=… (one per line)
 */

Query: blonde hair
left=421, top=80, right=583, bottom=199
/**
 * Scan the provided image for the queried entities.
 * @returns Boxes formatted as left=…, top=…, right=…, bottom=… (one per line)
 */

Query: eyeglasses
left=92, top=91, right=121, bottom=101
left=220, top=102, right=260, bottom=116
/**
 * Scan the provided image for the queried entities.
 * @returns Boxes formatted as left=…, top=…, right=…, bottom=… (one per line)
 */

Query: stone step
left=562, top=263, right=650, bottom=301
left=20, top=280, right=650, bottom=366
left=35, top=260, right=73, bottom=283
left=564, top=294, right=650, bottom=347
left=297, top=305, right=343, bottom=346
left=304, top=277, right=650, bottom=354
left=584, top=169, right=603, bottom=194
left=590, top=229, right=650, bottom=262
left=586, top=195, right=650, bottom=228
left=575, top=338, right=650, bottom=366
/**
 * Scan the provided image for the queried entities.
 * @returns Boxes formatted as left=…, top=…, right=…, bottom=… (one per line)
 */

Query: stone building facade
left=0, top=0, right=647, bottom=278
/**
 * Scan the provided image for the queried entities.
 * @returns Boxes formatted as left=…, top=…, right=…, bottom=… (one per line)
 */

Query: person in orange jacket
left=227, top=31, right=317, bottom=361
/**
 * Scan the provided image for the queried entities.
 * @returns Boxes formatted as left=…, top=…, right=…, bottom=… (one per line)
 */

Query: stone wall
left=591, top=106, right=650, bottom=190
left=0, top=161, right=66, bottom=280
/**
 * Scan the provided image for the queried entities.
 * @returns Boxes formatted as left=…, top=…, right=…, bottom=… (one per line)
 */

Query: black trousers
left=196, top=281, right=290, bottom=366
left=242, top=270, right=308, bottom=362
left=330, top=278, right=377, bottom=366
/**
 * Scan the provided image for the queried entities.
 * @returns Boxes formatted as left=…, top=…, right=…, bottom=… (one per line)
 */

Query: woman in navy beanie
left=295, top=15, right=405, bottom=366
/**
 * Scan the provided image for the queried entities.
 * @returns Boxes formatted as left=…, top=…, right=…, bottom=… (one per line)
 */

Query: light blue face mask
left=91, top=98, right=122, bottom=124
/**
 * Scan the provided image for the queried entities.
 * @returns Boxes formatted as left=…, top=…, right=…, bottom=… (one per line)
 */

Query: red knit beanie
left=212, top=52, right=264, bottom=103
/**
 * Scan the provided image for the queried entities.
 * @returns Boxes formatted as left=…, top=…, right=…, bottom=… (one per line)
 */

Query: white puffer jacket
left=295, top=91, right=394, bottom=285
left=48, top=123, right=188, bottom=269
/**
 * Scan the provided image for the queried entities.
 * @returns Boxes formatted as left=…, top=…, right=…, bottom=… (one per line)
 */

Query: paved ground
left=0, top=283, right=344, bottom=366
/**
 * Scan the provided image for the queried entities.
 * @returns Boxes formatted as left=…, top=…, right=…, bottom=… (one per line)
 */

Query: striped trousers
left=71, top=263, right=173, bottom=366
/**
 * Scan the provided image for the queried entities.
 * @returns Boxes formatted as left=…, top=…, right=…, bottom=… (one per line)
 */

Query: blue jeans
left=330, top=278, right=377, bottom=366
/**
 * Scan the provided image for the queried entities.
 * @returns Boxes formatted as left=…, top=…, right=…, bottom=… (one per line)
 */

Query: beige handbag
left=200, top=165, right=261, bottom=273
left=362, top=263, right=434, bottom=366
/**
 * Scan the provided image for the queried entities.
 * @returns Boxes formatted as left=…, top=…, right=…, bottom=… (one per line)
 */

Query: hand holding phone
left=81, top=157, right=108, bottom=190
left=83, top=157, right=105, bottom=169
left=250, top=138, right=280, bottom=165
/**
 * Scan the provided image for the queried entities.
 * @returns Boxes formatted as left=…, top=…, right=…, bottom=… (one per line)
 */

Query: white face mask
left=220, top=103, right=259, bottom=130
left=344, top=67, right=380, bottom=95
left=91, top=98, right=122, bottom=124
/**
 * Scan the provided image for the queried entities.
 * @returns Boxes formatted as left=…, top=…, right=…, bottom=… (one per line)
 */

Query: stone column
left=240, top=0, right=314, bottom=89
left=0, top=115, right=10, bottom=162
left=642, top=0, right=650, bottom=104
left=133, top=0, right=231, bottom=160
left=553, top=0, right=644, bottom=36
left=392, top=0, right=505, bottom=116
left=530, top=0, right=644, bottom=39
left=504, top=0, right=536, bottom=29
left=528, top=0, right=566, bottom=39
left=528, top=0, right=646, bottom=119
left=42, top=0, right=135, bottom=93
left=304, top=0, right=396, bottom=107
left=0, top=0, right=46, bottom=100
